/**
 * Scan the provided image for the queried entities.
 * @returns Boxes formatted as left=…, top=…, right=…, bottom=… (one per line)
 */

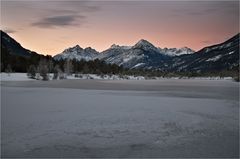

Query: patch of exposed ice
left=1, top=83, right=238, bottom=157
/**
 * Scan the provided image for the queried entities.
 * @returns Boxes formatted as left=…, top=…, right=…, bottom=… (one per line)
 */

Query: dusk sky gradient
left=1, top=0, right=239, bottom=56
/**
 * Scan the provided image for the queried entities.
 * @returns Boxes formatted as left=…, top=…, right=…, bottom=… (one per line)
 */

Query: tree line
left=1, top=45, right=239, bottom=81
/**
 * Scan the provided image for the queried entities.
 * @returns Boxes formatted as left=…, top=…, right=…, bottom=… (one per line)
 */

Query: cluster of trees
left=27, top=59, right=56, bottom=80
left=25, top=58, right=127, bottom=80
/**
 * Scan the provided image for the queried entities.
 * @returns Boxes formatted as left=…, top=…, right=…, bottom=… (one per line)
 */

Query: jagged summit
left=133, top=39, right=156, bottom=50
left=179, top=47, right=195, bottom=53
left=75, top=45, right=81, bottom=48
left=63, top=45, right=83, bottom=54
left=136, top=39, right=153, bottom=45
left=54, top=45, right=99, bottom=61
left=110, top=44, right=120, bottom=49
left=84, top=47, right=97, bottom=52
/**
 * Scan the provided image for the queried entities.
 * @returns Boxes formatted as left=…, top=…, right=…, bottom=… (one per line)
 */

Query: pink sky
left=1, top=1, right=239, bottom=55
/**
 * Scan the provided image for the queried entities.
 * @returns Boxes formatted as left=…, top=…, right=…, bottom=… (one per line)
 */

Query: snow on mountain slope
left=206, top=55, right=223, bottom=62
left=109, top=44, right=131, bottom=50
left=169, top=33, right=239, bottom=72
left=158, top=47, right=195, bottom=56
left=54, top=39, right=194, bottom=69
left=132, top=39, right=160, bottom=52
left=97, top=44, right=132, bottom=62
left=53, top=45, right=99, bottom=61
left=52, top=33, right=239, bottom=71
left=100, top=39, right=170, bottom=69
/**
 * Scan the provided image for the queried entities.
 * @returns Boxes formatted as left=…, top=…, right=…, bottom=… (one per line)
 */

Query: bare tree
left=53, top=65, right=59, bottom=80
left=53, top=65, right=64, bottom=80
left=5, top=64, right=12, bottom=76
left=48, top=60, right=54, bottom=73
left=59, top=70, right=65, bottom=79
left=27, top=65, right=36, bottom=79
left=38, top=59, right=49, bottom=80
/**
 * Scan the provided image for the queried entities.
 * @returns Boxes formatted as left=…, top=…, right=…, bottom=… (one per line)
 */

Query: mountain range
left=53, top=39, right=195, bottom=65
left=1, top=30, right=239, bottom=73
left=53, top=39, right=195, bottom=70
left=53, top=34, right=239, bottom=72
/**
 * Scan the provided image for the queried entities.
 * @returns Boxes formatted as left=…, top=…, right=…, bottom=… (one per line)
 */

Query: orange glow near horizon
left=1, top=1, right=239, bottom=56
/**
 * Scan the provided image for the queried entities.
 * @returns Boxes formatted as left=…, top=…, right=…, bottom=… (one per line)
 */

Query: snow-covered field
left=0, top=72, right=234, bottom=81
left=0, top=73, right=146, bottom=81
left=0, top=73, right=34, bottom=81
left=1, top=77, right=239, bottom=158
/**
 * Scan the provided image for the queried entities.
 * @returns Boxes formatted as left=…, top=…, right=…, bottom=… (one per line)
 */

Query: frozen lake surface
left=1, top=79, right=239, bottom=158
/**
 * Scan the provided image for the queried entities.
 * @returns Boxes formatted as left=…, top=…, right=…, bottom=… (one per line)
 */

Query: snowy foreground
left=1, top=78, right=239, bottom=158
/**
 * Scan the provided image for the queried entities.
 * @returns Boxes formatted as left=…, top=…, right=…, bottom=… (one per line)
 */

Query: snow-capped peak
left=133, top=39, right=155, bottom=48
left=62, top=45, right=83, bottom=54
left=53, top=45, right=99, bottom=61
left=132, top=39, right=159, bottom=52
left=110, top=44, right=120, bottom=49
left=84, top=47, right=98, bottom=53
left=179, top=47, right=195, bottom=53
left=72, top=45, right=82, bottom=50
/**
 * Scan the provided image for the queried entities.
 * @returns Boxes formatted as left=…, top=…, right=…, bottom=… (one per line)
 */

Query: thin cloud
left=32, top=15, right=85, bottom=28
left=171, top=1, right=238, bottom=17
left=26, top=1, right=100, bottom=29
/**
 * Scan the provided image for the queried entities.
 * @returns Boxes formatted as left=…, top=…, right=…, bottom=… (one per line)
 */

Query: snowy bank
left=0, top=73, right=234, bottom=81
left=0, top=73, right=34, bottom=81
